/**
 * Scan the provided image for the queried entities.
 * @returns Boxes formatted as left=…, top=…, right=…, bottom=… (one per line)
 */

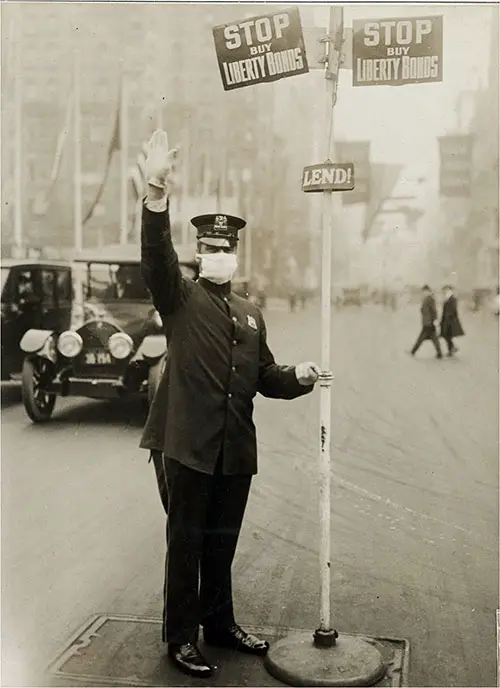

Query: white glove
left=295, top=361, right=321, bottom=386
left=145, top=129, right=178, bottom=192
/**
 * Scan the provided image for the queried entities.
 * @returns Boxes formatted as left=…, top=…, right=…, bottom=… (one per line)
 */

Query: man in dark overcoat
left=139, top=131, right=320, bottom=678
left=409, top=284, right=443, bottom=358
left=439, top=285, right=464, bottom=356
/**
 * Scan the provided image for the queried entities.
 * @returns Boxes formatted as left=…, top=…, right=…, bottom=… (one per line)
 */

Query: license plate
left=84, top=350, right=112, bottom=365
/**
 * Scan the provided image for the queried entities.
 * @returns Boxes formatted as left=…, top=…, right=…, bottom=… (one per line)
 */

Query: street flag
left=362, top=163, right=404, bottom=242
left=83, top=94, right=121, bottom=226
left=32, top=93, right=73, bottom=216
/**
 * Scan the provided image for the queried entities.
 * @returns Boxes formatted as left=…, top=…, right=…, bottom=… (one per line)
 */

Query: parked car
left=19, top=243, right=197, bottom=422
left=1, top=259, right=73, bottom=381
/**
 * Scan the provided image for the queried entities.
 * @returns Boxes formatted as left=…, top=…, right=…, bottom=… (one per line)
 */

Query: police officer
left=140, top=131, right=320, bottom=678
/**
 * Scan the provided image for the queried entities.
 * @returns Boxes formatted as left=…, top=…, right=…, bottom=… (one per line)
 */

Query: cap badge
left=214, top=215, right=228, bottom=232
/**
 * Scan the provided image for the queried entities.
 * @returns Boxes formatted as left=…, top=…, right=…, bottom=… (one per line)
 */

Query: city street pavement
left=1, top=304, right=498, bottom=687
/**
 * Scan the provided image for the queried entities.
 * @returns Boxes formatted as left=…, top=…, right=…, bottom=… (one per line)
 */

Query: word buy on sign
left=352, top=16, right=443, bottom=86
left=302, top=163, right=355, bottom=193
left=212, top=7, right=309, bottom=91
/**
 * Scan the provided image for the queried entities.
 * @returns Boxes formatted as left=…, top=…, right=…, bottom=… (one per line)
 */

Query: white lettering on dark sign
left=213, top=7, right=309, bottom=90
left=302, top=163, right=355, bottom=193
left=352, top=16, right=443, bottom=86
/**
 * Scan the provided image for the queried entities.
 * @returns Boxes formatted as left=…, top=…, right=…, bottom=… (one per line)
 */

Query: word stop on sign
left=363, top=18, right=434, bottom=48
left=223, top=13, right=290, bottom=51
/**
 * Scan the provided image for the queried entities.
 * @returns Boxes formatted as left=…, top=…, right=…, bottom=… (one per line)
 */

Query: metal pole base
left=314, top=627, right=339, bottom=647
left=264, top=632, right=386, bottom=687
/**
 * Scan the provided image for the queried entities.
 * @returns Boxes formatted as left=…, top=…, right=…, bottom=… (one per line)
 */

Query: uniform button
left=232, top=316, right=237, bottom=322
left=228, top=393, right=232, bottom=399
left=224, top=297, right=228, bottom=302
left=232, top=366, right=236, bottom=372
left=233, top=340, right=237, bottom=346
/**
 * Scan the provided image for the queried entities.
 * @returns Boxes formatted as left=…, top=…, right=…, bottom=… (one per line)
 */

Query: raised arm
left=141, top=193, right=188, bottom=317
left=140, top=130, right=189, bottom=317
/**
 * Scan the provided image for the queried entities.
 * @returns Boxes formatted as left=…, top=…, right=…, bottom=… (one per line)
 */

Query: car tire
left=147, top=355, right=166, bottom=407
left=21, top=358, right=56, bottom=422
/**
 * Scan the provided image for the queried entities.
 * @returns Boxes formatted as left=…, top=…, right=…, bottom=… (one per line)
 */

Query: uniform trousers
left=151, top=451, right=252, bottom=645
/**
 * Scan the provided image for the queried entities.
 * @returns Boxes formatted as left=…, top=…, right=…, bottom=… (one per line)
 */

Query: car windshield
left=85, top=263, right=150, bottom=301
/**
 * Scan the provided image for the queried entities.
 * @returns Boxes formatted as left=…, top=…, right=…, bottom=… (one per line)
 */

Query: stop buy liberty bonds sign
left=212, top=7, right=309, bottom=90
left=352, top=16, right=443, bottom=86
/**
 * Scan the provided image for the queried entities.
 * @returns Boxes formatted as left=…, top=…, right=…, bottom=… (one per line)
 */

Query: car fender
left=20, top=329, right=57, bottom=362
left=135, top=334, right=167, bottom=361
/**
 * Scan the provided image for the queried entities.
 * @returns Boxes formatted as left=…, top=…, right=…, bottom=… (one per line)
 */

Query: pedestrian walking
left=140, top=130, right=320, bottom=679
left=440, top=285, right=464, bottom=356
left=409, top=284, right=443, bottom=358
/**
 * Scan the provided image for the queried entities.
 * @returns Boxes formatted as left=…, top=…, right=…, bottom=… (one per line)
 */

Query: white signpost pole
left=264, top=7, right=385, bottom=685
left=317, top=58, right=335, bottom=640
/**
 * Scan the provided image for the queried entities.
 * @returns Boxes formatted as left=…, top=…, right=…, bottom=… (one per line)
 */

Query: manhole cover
left=46, top=614, right=409, bottom=687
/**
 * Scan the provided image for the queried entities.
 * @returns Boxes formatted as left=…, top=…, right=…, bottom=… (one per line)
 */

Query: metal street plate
left=46, top=614, right=409, bottom=687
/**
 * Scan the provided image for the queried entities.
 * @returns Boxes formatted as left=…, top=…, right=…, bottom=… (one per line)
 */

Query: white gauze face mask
left=197, top=252, right=238, bottom=285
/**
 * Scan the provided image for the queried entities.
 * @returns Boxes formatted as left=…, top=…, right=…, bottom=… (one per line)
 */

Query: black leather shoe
left=204, top=624, right=270, bottom=656
left=167, top=643, right=214, bottom=678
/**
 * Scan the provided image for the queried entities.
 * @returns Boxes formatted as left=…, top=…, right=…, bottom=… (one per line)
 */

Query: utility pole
left=13, top=5, right=23, bottom=254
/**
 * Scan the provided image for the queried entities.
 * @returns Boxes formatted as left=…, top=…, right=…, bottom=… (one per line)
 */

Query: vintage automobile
left=19, top=243, right=197, bottom=422
left=1, top=259, right=73, bottom=381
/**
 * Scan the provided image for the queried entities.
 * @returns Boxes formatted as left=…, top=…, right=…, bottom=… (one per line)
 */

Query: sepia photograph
left=1, top=1, right=498, bottom=686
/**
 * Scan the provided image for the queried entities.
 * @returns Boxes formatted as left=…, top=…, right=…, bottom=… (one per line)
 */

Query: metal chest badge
left=247, top=314, right=257, bottom=330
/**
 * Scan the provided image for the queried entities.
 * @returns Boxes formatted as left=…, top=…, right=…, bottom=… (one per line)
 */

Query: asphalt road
left=1, top=304, right=498, bottom=687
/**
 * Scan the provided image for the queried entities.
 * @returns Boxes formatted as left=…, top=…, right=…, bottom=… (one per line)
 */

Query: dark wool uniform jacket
left=139, top=202, right=313, bottom=475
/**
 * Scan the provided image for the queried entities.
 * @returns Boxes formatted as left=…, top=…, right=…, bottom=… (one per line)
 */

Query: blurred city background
left=1, top=2, right=499, bottom=301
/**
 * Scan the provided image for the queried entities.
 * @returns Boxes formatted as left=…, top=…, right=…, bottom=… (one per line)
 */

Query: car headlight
left=108, top=332, right=134, bottom=360
left=57, top=331, right=83, bottom=358
left=152, top=310, right=163, bottom=328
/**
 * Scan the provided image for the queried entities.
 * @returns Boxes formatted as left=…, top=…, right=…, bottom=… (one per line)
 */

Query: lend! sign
left=212, top=7, right=309, bottom=91
left=302, top=163, right=355, bottom=193
left=352, top=16, right=443, bottom=86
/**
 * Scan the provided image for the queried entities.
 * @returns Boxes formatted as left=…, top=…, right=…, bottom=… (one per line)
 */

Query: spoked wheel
left=147, top=355, right=166, bottom=407
left=21, top=358, right=56, bottom=422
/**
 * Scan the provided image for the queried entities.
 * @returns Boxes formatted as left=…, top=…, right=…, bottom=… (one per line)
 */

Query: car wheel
left=147, top=356, right=166, bottom=407
left=21, top=358, right=56, bottom=422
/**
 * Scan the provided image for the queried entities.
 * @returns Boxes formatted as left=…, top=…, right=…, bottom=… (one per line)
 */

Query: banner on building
left=438, top=134, right=474, bottom=197
left=352, top=16, right=443, bottom=86
left=212, top=7, right=309, bottom=91
left=336, top=141, right=371, bottom=203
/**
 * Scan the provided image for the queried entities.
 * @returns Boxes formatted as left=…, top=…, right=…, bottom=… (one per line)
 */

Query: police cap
left=190, top=213, right=246, bottom=246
